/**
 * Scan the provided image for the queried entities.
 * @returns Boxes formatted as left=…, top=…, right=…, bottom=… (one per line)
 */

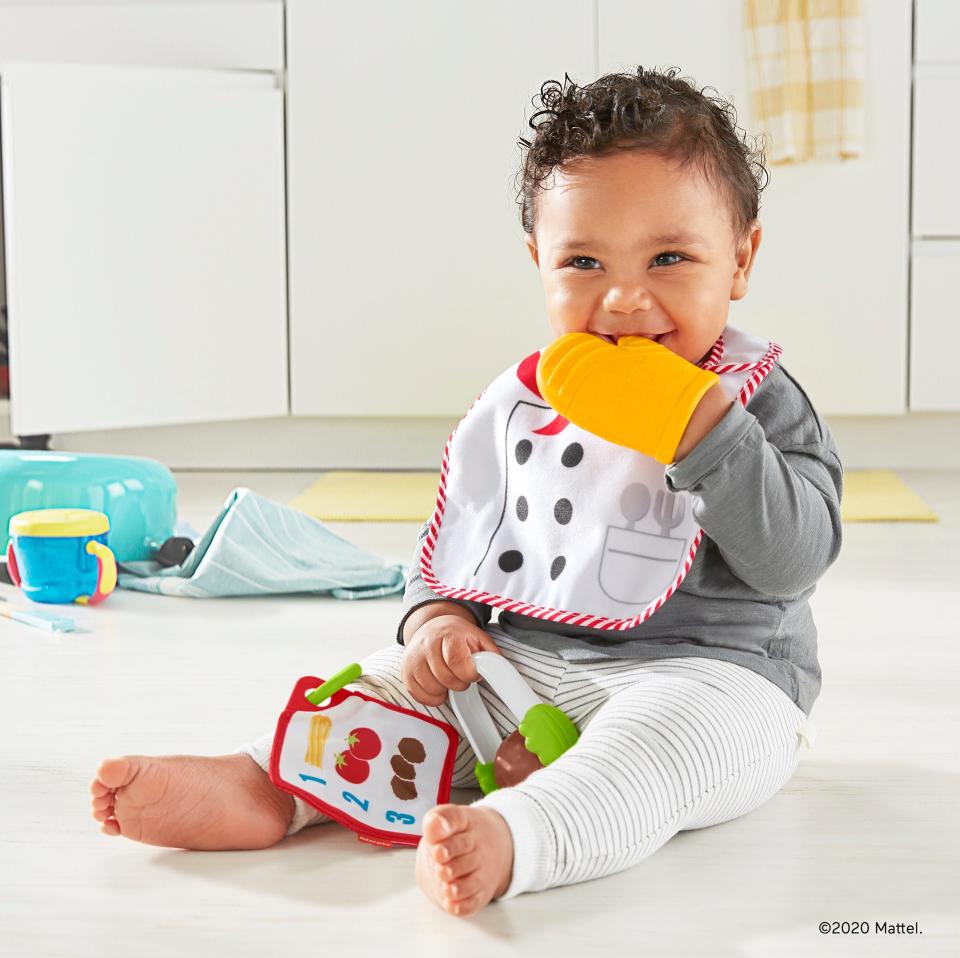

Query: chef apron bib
left=420, top=324, right=782, bottom=631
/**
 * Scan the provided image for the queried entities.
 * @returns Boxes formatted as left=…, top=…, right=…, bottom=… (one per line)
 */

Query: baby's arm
left=664, top=365, right=843, bottom=598
left=395, top=523, right=501, bottom=706
left=672, top=383, right=734, bottom=462
left=401, top=600, right=476, bottom=644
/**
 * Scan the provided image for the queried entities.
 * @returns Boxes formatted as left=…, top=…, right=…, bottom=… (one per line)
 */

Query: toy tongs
left=448, top=651, right=580, bottom=794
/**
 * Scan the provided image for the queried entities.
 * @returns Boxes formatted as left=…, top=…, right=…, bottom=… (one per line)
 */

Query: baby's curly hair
left=516, top=66, right=769, bottom=246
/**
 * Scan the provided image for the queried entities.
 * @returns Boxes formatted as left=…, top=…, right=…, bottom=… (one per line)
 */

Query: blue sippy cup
left=6, top=509, right=118, bottom=605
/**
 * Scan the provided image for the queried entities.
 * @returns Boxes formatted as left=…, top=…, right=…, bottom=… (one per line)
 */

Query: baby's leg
left=230, top=633, right=573, bottom=916
left=89, top=640, right=491, bottom=851
left=476, top=656, right=808, bottom=899
left=90, top=752, right=297, bottom=850
left=236, top=634, right=573, bottom=916
left=88, top=630, right=558, bottom=869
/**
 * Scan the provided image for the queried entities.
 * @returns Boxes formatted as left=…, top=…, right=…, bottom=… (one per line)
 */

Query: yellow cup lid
left=9, top=508, right=109, bottom=538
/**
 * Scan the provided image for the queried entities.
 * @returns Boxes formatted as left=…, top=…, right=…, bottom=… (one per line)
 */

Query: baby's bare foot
left=89, top=753, right=294, bottom=850
left=414, top=803, right=513, bottom=917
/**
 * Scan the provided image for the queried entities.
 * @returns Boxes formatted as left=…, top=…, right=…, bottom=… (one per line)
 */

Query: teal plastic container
left=0, top=451, right=177, bottom=564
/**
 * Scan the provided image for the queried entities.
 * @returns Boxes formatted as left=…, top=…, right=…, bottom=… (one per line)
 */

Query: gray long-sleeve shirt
left=396, top=361, right=844, bottom=717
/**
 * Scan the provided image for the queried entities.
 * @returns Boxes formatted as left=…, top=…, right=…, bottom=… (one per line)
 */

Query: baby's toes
left=446, top=869, right=483, bottom=903
left=445, top=888, right=485, bottom=918
left=91, top=793, right=114, bottom=822
left=89, top=776, right=112, bottom=799
left=422, top=803, right=470, bottom=844
left=440, top=851, right=479, bottom=883
left=432, top=831, right=474, bottom=867
left=95, top=757, right=137, bottom=791
left=100, top=818, right=121, bottom=837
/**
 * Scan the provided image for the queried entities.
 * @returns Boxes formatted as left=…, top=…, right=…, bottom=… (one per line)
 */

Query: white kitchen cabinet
left=0, top=1, right=287, bottom=436
left=915, top=0, right=960, bottom=64
left=285, top=0, right=595, bottom=417
left=912, top=64, right=960, bottom=237
left=598, top=0, right=912, bottom=416
left=1, top=62, right=288, bottom=434
left=909, top=241, right=960, bottom=410
left=909, top=1, right=960, bottom=411
left=0, top=1, right=282, bottom=72
left=0, top=0, right=930, bottom=442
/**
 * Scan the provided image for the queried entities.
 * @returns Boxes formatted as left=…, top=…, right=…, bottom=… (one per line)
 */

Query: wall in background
left=7, top=0, right=952, bottom=469
left=53, top=412, right=960, bottom=471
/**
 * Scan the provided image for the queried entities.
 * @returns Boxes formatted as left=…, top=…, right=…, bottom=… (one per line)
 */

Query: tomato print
left=345, top=727, right=382, bottom=761
left=334, top=750, right=370, bottom=785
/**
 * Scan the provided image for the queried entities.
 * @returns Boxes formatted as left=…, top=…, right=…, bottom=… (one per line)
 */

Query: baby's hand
left=400, top=615, right=503, bottom=707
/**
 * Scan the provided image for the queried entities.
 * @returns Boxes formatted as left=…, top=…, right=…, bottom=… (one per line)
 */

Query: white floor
left=2, top=470, right=958, bottom=958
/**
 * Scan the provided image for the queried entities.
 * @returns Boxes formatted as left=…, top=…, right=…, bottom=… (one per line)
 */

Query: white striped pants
left=238, top=622, right=815, bottom=901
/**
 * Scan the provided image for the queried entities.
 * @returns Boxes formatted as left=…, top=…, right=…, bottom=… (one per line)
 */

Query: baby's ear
left=730, top=221, right=762, bottom=300
left=525, top=236, right=540, bottom=268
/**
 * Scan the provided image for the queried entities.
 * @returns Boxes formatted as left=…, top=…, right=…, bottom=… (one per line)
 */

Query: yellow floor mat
left=840, top=469, right=937, bottom=522
left=289, top=471, right=441, bottom=522
left=289, top=468, right=938, bottom=524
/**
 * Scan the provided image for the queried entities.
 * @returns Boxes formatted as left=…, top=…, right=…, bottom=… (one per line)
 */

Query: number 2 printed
left=343, top=790, right=369, bottom=812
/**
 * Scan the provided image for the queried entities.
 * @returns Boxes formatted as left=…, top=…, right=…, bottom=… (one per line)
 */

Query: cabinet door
left=909, top=241, right=960, bottom=411
left=598, top=0, right=912, bottom=415
left=912, top=65, right=960, bottom=236
left=915, top=0, right=960, bottom=64
left=1, top=62, right=288, bottom=434
left=286, top=0, right=594, bottom=416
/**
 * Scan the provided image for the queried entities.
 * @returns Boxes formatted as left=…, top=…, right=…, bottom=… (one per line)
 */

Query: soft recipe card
left=270, top=676, right=459, bottom=846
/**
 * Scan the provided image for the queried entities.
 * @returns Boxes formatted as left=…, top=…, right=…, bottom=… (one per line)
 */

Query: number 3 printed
left=386, top=810, right=415, bottom=826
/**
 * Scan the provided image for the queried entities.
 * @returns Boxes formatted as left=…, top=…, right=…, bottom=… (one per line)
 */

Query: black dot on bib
left=515, top=440, right=533, bottom=465
left=498, top=550, right=523, bottom=573
left=561, top=442, right=583, bottom=467
left=516, top=496, right=528, bottom=521
left=550, top=556, right=566, bottom=580
left=554, top=498, right=572, bottom=524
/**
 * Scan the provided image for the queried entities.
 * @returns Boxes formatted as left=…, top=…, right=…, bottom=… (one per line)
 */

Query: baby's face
left=526, top=149, right=762, bottom=365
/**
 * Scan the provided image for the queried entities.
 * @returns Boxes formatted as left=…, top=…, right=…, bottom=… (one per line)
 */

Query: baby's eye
left=653, top=252, right=684, bottom=267
left=565, top=252, right=686, bottom=270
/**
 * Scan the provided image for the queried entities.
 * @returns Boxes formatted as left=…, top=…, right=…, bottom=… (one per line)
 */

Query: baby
left=90, top=66, right=843, bottom=918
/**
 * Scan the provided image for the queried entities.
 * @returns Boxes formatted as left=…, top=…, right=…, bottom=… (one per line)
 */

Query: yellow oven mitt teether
left=535, top=333, right=720, bottom=465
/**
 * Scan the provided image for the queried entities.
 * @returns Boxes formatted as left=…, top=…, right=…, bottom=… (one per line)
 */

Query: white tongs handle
left=447, top=652, right=542, bottom=765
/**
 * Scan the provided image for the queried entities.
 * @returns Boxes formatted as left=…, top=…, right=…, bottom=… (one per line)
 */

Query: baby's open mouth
left=597, top=333, right=668, bottom=345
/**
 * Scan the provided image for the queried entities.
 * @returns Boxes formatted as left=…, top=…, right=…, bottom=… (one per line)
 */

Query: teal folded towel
left=118, top=487, right=407, bottom=599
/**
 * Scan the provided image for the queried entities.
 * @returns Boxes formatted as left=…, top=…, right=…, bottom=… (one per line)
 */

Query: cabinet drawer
left=0, top=2, right=282, bottom=72
left=915, top=0, right=960, bottom=63
left=2, top=62, right=289, bottom=434
left=912, top=65, right=960, bottom=236
left=910, top=240, right=960, bottom=410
